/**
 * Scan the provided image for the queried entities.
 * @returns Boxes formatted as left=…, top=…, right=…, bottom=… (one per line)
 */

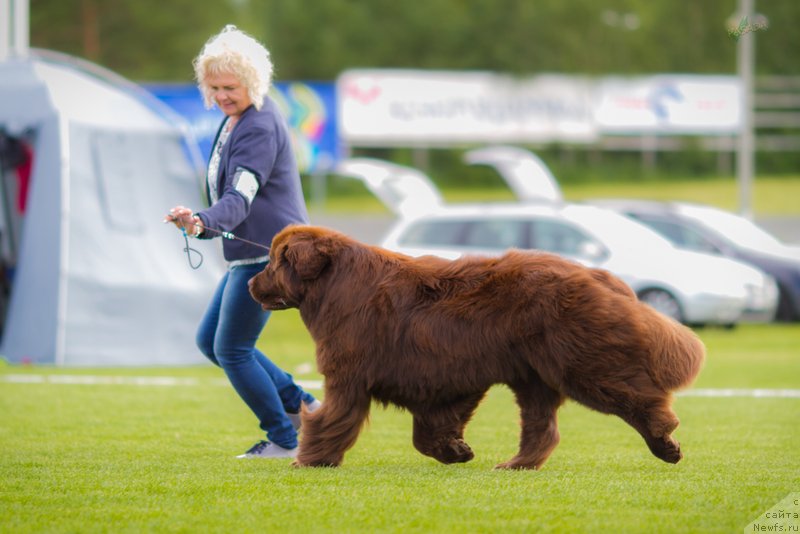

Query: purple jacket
left=195, top=98, right=309, bottom=262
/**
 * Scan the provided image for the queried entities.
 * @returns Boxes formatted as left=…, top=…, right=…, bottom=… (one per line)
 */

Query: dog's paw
left=661, top=437, right=683, bottom=464
left=293, top=456, right=341, bottom=468
left=494, top=458, right=540, bottom=470
left=433, top=438, right=474, bottom=464
left=649, top=435, right=683, bottom=464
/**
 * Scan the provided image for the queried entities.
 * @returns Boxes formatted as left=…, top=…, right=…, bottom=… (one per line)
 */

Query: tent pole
left=0, top=0, right=9, bottom=60
left=54, top=118, right=71, bottom=366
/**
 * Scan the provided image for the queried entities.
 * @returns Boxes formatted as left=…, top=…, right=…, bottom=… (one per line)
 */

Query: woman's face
left=205, top=71, right=252, bottom=118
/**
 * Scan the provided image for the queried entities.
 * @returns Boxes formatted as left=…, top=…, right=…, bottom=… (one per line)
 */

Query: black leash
left=171, top=219, right=271, bottom=270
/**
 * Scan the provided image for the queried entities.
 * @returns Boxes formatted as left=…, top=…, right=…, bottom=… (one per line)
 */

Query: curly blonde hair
left=193, top=25, right=273, bottom=111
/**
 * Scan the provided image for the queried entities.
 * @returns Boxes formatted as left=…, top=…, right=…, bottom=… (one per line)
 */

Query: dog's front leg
left=412, top=392, right=484, bottom=464
left=294, top=380, right=371, bottom=467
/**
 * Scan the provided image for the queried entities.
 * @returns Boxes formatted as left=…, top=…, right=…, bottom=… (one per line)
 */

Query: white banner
left=593, top=75, right=742, bottom=134
left=338, top=69, right=597, bottom=145
left=337, top=70, right=743, bottom=145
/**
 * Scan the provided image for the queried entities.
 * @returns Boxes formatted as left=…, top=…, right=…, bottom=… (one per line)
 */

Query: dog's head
left=248, top=225, right=340, bottom=311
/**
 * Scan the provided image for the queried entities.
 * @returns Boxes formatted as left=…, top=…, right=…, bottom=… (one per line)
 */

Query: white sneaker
left=288, top=399, right=323, bottom=431
left=236, top=440, right=298, bottom=459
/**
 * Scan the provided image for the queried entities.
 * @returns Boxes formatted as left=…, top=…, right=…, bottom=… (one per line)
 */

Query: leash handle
left=181, top=228, right=204, bottom=270
left=166, top=213, right=270, bottom=269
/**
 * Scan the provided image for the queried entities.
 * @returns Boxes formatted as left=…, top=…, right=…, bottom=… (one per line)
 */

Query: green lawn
left=1, top=320, right=798, bottom=533
left=316, top=175, right=800, bottom=217
left=562, top=176, right=800, bottom=216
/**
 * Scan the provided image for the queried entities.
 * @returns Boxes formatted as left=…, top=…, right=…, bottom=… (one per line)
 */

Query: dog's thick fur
left=249, top=225, right=705, bottom=469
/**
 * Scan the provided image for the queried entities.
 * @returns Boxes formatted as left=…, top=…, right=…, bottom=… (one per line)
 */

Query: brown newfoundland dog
left=249, top=225, right=705, bottom=469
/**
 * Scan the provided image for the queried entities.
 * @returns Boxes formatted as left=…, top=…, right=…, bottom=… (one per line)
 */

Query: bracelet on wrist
left=191, top=215, right=202, bottom=237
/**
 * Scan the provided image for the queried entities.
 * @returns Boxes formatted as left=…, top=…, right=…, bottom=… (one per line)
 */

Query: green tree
left=28, top=0, right=800, bottom=81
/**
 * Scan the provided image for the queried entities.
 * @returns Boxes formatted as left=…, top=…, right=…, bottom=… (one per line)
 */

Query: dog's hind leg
left=496, top=374, right=565, bottom=470
left=411, top=392, right=484, bottom=464
left=622, top=394, right=682, bottom=464
left=566, top=375, right=683, bottom=464
left=294, top=381, right=371, bottom=467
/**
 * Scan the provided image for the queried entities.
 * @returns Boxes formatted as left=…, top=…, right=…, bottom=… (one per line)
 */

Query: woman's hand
left=163, top=205, right=202, bottom=236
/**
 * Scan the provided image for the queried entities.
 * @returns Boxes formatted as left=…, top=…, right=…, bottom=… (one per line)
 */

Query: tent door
left=0, top=128, right=35, bottom=337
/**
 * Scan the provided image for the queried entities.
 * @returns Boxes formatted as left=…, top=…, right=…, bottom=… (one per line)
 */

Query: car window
left=680, top=204, right=784, bottom=251
left=529, top=219, right=605, bottom=260
left=398, top=217, right=530, bottom=251
left=630, top=215, right=722, bottom=254
left=463, top=219, right=528, bottom=249
left=397, top=219, right=465, bottom=247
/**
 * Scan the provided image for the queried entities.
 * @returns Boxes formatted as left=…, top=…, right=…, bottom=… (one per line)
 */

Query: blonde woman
left=166, top=25, right=319, bottom=458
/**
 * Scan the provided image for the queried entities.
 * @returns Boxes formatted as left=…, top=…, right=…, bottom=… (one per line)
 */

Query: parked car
left=379, top=202, right=778, bottom=326
left=336, top=158, right=778, bottom=326
left=462, top=146, right=788, bottom=323
left=590, top=199, right=800, bottom=322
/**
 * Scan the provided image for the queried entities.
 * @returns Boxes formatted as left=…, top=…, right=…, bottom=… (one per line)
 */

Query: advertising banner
left=148, top=72, right=743, bottom=155
left=594, top=75, right=742, bottom=134
left=337, top=69, right=598, bottom=145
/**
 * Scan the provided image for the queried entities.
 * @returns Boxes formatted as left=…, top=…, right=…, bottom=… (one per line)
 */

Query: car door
left=626, top=214, right=723, bottom=255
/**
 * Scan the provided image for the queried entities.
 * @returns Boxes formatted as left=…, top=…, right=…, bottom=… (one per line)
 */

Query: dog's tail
left=646, top=312, right=706, bottom=392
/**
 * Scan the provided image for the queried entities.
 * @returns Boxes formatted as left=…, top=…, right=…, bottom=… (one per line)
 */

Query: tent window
left=91, top=132, right=140, bottom=231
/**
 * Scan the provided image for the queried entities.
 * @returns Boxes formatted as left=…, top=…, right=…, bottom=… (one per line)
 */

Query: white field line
left=0, top=374, right=323, bottom=390
left=0, top=375, right=796, bottom=397
left=677, top=388, right=800, bottom=398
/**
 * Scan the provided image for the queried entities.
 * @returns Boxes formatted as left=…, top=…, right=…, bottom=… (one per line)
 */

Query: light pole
left=736, top=0, right=755, bottom=219
left=0, top=0, right=28, bottom=60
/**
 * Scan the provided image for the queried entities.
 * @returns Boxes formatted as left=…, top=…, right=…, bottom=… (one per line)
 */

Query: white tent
left=0, top=50, right=225, bottom=366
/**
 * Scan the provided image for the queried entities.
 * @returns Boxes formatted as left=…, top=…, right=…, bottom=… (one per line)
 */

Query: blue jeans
left=196, top=262, right=316, bottom=449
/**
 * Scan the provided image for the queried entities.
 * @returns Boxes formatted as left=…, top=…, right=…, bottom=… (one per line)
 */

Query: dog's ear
left=284, top=236, right=331, bottom=281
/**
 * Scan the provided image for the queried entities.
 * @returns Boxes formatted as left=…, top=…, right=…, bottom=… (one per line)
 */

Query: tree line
left=29, top=0, right=799, bottom=83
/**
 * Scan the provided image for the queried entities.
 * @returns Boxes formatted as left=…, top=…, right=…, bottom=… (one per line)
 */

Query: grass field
left=317, top=175, right=800, bottom=217
left=1, top=318, right=798, bottom=533
left=2, top=175, right=798, bottom=532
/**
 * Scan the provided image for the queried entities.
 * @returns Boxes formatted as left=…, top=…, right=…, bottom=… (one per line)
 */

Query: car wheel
left=638, top=289, right=684, bottom=323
